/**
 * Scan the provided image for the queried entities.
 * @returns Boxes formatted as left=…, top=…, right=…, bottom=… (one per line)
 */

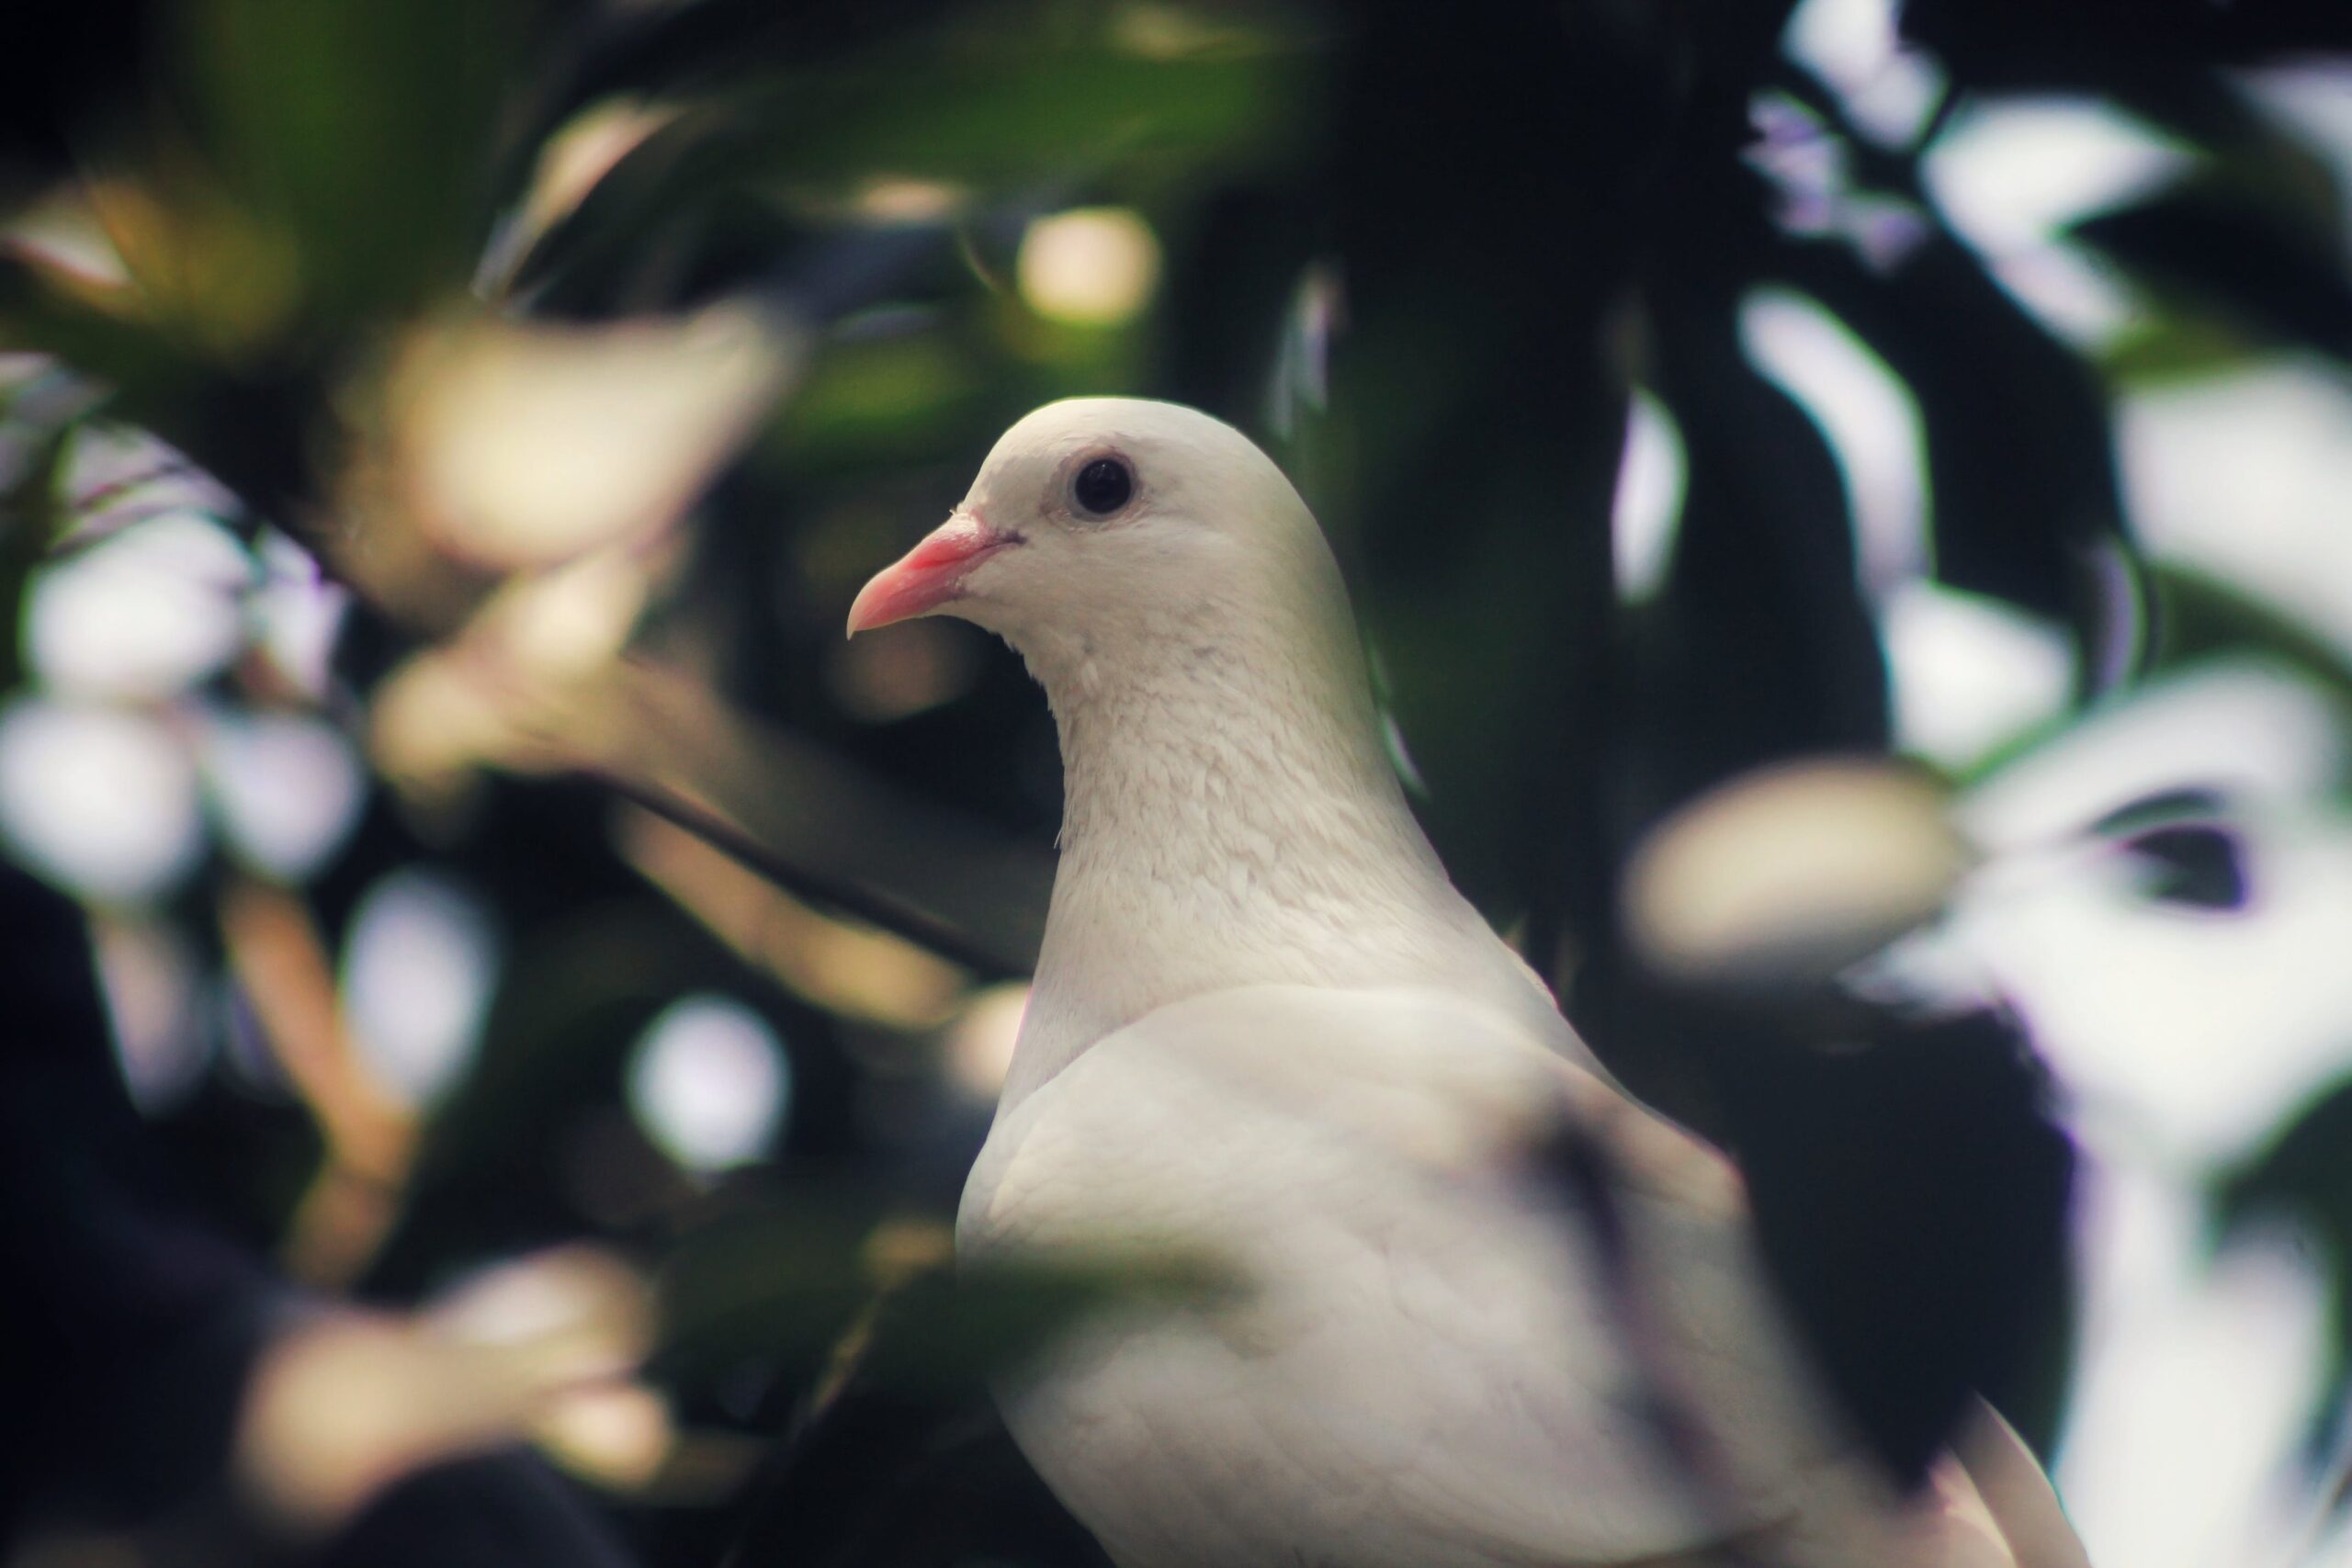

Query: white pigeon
left=846, top=398, right=2087, bottom=1568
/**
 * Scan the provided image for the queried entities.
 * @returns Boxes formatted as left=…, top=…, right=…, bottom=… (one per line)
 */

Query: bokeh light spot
left=1882, top=581, right=2073, bottom=771
left=0, top=697, right=203, bottom=904
left=1740, top=287, right=1928, bottom=597
left=1781, top=0, right=1944, bottom=146
left=390, top=304, right=794, bottom=570
left=1017, top=208, right=1162, bottom=327
left=1611, top=389, right=1687, bottom=604
left=341, top=869, right=499, bottom=1107
left=202, top=709, right=367, bottom=882
left=26, top=512, right=249, bottom=701
left=1625, top=757, right=1966, bottom=987
left=253, top=530, right=352, bottom=699
left=627, top=994, right=790, bottom=1173
left=1926, top=97, right=2189, bottom=255
left=1923, top=96, right=2188, bottom=346
left=2120, top=361, right=2352, bottom=661
left=944, top=982, right=1028, bottom=1103
left=93, top=915, right=209, bottom=1113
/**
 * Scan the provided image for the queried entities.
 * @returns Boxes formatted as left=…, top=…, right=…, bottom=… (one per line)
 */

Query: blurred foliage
left=2223, top=1079, right=2352, bottom=1459
left=3, top=0, right=2351, bottom=1564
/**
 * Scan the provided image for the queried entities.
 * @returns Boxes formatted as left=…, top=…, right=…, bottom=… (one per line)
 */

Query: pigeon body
left=848, top=398, right=2082, bottom=1568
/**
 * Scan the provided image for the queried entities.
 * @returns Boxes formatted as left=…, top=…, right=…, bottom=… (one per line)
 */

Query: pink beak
left=845, top=513, right=1017, bottom=637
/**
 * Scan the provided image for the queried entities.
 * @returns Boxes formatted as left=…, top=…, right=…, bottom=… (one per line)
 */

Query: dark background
left=4, top=2, right=2352, bottom=1563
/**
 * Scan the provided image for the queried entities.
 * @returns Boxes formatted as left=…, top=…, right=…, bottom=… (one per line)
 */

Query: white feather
left=858, top=398, right=2080, bottom=1568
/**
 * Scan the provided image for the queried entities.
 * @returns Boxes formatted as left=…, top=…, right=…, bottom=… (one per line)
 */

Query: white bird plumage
left=847, top=397, right=2086, bottom=1568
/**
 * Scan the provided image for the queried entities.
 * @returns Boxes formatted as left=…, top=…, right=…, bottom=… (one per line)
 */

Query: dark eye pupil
left=1074, top=457, right=1133, bottom=516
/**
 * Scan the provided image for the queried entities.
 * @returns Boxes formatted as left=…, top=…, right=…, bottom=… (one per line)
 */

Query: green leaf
left=2100, top=308, right=2264, bottom=387
left=0, top=258, right=198, bottom=413
left=861, top=1249, right=1233, bottom=1389
left=0, top=409, right=77, bottom=694
left=178, top=0, right=530, bottom=325
left=739, top=49, right=1308, bottom=188
left=656, top=1200, right=1232, bottom=1391
left=518, top=38, right=1310, bottom=300
left=2149, top=562, right=2352, bottom=710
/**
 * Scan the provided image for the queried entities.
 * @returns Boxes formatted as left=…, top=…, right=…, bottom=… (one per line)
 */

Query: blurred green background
left=4, top=2, right=2352, bottom=1564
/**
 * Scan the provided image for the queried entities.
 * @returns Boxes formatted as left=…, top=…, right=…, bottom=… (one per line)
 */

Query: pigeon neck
left=997, top=597, right=1482, bottom=1111
left=1046, top=618, right=1425, bottom=874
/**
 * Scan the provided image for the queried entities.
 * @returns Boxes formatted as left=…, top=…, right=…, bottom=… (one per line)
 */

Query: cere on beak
left=846, top=513, right=1018, bottom=637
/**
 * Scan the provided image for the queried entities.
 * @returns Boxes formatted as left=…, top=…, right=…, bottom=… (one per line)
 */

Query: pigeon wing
left=961, top=984, right=1865, bottom=1567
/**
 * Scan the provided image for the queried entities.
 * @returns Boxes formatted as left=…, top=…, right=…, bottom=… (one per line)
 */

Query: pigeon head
left=846, top=398, right=1348, bottom=677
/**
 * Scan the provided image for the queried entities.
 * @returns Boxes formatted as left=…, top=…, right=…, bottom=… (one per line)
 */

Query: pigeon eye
left=1070, top=457, right=1135, bottom=519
